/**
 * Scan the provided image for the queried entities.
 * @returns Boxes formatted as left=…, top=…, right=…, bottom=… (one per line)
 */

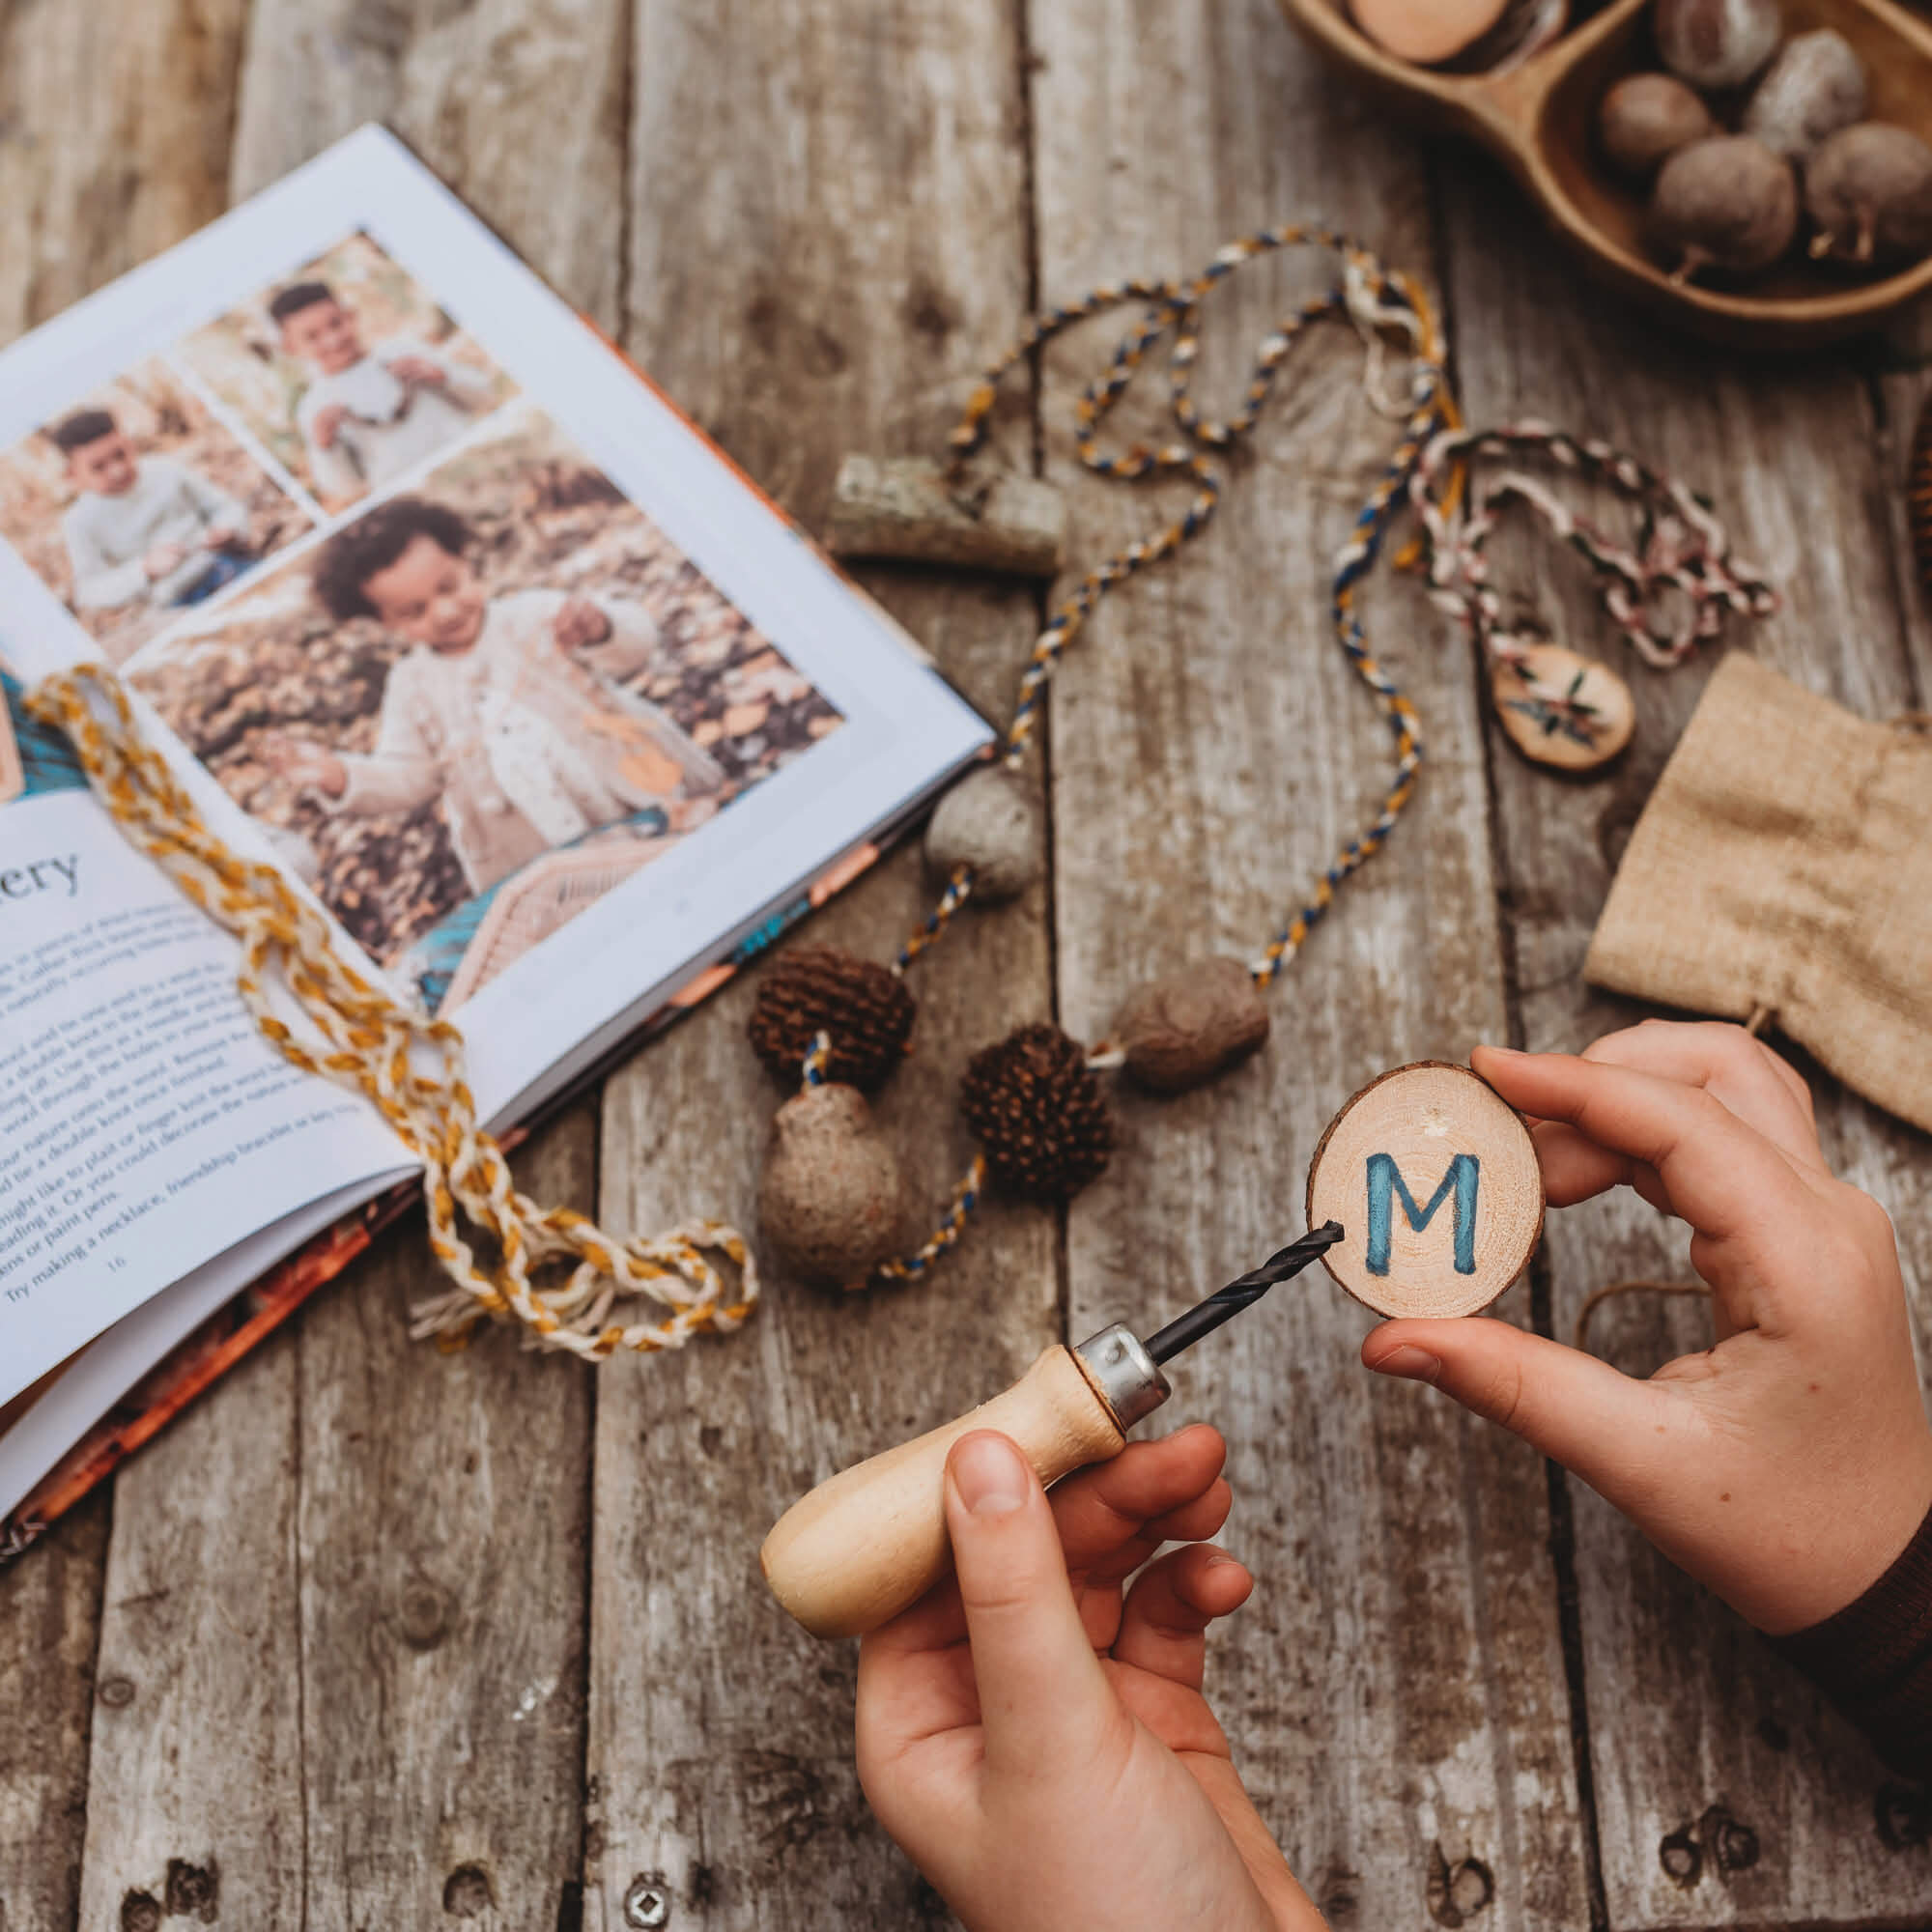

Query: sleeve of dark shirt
left=1769, top=1502, right=1932, bottom=1781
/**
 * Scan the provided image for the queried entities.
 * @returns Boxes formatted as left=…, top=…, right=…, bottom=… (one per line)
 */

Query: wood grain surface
left=1444, top=143, right=1932, bottom=1929
left=0, top=3, right=1929, bottom=1929
left=1032, top=6, right=1587, bottom=1926
left=584, top=3, right=1051, bottom=1925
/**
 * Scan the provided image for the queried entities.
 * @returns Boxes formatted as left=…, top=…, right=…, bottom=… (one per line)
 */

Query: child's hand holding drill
left=854, top=1021, right=1931, bottom=1918
left=857, top=1425, right=1325, bottom=1932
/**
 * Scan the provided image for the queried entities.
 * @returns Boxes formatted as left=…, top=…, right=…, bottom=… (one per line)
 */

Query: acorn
left=1115, top=957, right=1270, bottom=1095
left=1650, top=135, right=1798, bottom=281
left=923, top=766, right=1041, bottom=903
left=1743, top=30, right=1867, bottom=166
left=1654, top=0, right=1781, bottom=93
left=1597, top=72, right=1715, bottom=182
left=748, top=945, right=916, bottom=1092
left=959, top=1023, right=1114, bottom=1201
left=1804, top=125, right=1932, bottom=268
left=759, top=1083, right=905, bottom=1288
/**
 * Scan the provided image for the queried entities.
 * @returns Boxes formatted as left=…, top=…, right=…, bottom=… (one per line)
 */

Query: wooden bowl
left=1280, top=0, right=1932, bottom=348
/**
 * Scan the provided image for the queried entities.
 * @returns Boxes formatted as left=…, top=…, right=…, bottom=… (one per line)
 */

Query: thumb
left=944, top=1430, right=1117, bottom=1776
left=1364, top=1319, right=1682, bottom=1514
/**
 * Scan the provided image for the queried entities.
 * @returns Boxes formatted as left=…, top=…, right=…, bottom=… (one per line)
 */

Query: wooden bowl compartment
left=1281, top=0, right=1932, bottom=346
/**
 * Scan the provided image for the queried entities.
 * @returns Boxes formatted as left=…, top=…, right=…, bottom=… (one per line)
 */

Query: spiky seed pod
left=959, top=1022, right=1115, bottom=1202
left=748, top=945, right=916, bottom=1091
left=1911, top=394, right=1932, bottom=597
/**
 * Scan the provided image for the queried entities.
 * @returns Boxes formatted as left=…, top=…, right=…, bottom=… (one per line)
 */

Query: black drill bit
left=1141, top=1222, right=1346, bottom=1366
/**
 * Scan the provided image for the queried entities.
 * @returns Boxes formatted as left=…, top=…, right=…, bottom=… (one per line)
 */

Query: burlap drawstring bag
left=1585, top=652, right=1932, bottom=1135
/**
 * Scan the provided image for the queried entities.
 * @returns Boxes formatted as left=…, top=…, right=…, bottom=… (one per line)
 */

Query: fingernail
left=1370, top=1344, right=1443, bottom=1384
left=1205, top=1551, right=1244, bottom=1571
left=1480, top=1043, right=1524, bottom=1059
left=952, top=1434, right=1029, bottom=1516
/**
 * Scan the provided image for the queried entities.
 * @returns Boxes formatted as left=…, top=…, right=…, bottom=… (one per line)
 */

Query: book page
left=0, top=127, right=991, bottom=1442
left=0, top=128, right=990, bottom=1138
left=0, top=696, right=414, bottom=1406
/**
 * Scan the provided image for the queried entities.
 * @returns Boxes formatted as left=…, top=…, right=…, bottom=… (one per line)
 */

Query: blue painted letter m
left=1365, top=1152, right=1480, bottom=1276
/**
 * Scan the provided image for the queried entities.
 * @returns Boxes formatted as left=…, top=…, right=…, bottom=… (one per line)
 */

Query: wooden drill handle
left=760, top=1345, right=1125, bottom=1638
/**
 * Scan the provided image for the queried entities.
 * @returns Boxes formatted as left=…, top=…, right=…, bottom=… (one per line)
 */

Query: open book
left=0, top=128, right=992, bottom=1557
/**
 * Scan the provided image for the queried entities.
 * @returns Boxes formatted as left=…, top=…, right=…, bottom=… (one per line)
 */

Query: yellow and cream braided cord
left=24, top=663, right=757, bottom=1361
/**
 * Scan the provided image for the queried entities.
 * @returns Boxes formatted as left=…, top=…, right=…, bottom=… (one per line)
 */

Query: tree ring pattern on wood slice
left=1305, top=1061, right=1544, bottom=1319
left=1492, top=643, right=1635, bottom=772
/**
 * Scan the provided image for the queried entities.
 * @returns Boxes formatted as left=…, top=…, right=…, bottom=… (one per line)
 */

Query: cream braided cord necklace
left=24, top=664, right=757, bottom=1361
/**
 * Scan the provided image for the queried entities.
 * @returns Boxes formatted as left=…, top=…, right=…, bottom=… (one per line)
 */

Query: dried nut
left=1804, top=124, right=1932, bottom=268
left=1650, top=134, right=1798, bottom=281
left=759, top=1085, right=905, bottom=1288
left=1654, top=0, right=1781, bottom=92
left=1349, top=0, right=1509, bottom=66
left=924, top=766, right=1040, bottom=902
left=1743, top=30, right=1867, bottom=165
left=1116, top=957, right=1270, bottom=1095
left=1597, top=73, right=1714, bottom=182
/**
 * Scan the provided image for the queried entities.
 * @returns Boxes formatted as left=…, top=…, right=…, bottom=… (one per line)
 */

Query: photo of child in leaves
left=0, top=360, right=310, bottom=664
left=175, top=230, right=515, bottom=513
left=127, top=406, right=843, bottom=1010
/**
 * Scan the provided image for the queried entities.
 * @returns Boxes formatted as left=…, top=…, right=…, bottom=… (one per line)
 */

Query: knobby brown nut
left=1805, top=124, right=1932, bottom=268
left=747, top=945, right=916, bottom=1092
left=1650, top=134, right=1798, bottom=281
left=1115, top=956, right=1270, bottom=1095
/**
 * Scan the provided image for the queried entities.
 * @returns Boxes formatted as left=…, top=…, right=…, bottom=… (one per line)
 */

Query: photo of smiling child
left=128, top=407, right=842, bottom=1009
left=260, top=493, right=725, bottom=900
left=176, top=232, right=514, bottom=512
left=0, top=361, right=310, bottom=663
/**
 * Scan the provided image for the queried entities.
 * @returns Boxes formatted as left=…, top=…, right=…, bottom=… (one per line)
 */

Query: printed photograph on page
left=174, top=229, right=516, bottom=516
left=0, top=358, right=312, bottom=666
left=126, top=404, right=844, bottom=1015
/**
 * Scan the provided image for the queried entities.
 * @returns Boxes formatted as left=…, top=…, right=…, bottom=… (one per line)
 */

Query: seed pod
left=1598, top=72, right=1714, bottom=182
left=924, top=766, right=1040, bottom=902
left=1115, top=956, right=1270, bottom=1095
left=1804, top=124, right=1932, bottom=268
left=759, top=1084, right=905, bottom=1288
left=1743, top=30, right=1867, bottom=165
left=1654, top=0, right=1781, bottom=92
left=1650, top=134, right=1798, bottom=281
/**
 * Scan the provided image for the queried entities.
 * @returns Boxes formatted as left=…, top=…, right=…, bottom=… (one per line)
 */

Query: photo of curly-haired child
left=128, top=406, right=842, bottom=1011
left=0, top=361, right=311, bottom=664
left=175, top=231, right=515, bottom=513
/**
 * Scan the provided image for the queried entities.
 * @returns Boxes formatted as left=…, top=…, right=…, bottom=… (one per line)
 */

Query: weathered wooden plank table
left=2, top=2, right=1929, bottom=1928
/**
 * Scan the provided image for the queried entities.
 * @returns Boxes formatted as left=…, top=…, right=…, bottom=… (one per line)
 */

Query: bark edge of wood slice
left=1305, top=1060, right=1543, bottom=1319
